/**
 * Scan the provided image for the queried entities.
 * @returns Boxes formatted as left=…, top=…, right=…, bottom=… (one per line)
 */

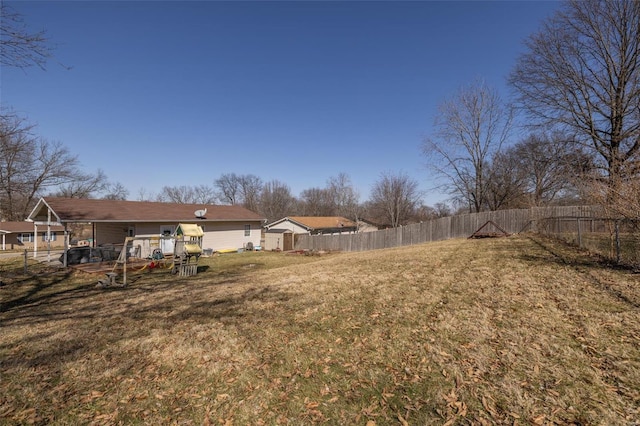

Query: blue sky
left=2, top=0, right=560, bottom=205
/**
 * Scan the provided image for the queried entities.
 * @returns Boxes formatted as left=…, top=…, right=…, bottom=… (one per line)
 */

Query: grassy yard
left=1, top=235, right=639, bottom=425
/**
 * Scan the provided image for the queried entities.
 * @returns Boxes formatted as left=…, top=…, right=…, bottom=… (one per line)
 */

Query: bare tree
left=214, top=173, right=241, bottom=205
left=297, top=173, right=361, bottom=219
left=327, top=172, right=360, bottom=220
left=213, top=173, right=263, bottom=212
left=410, top=203, right=451, bottom=222
left=53, top=169, right=110, bottom=199
left=369, top=172, right=421, bottom=228
left=136, top=187, right=154, bottom=202
left=158, top=185, right=216, bottom=204
left=481, top=132, right=591, bottom=210
left=432, top=202, right=452, bottom=218
left=423, top=80, right=514, bottom=213
left=484, top=150, right=529, bottom=210
left=0, top=113, right=33, bottom=219
left=299, top=187, right=334, bottom=216
left=585, top=176, right=640, bottom=220
left=0, top=112, right=88, bottom=220
left=54, top=178, right=128, bottom=200
left=260, top=180, right=296, bottom=223
left=102, top=182, right=129, bottom=200
left=0, top=2, right=52, bottom=70
left=510, top=0, right=640, bottom=207
left=511, top=132, right=591, bottom=206
left=237, top=174, right=263, bottom=212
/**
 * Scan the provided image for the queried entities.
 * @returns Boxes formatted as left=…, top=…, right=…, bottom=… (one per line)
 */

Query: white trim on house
left=26, top=197, right=267, bottom=264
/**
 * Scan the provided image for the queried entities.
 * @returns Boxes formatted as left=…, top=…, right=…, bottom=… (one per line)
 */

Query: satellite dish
left=194, top=208, right=207, bottom=218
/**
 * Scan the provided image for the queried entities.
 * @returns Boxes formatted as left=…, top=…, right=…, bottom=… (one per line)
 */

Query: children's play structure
left=98, top=223, right=204, bottom=286
left=171, top=223, right=204, bottom=276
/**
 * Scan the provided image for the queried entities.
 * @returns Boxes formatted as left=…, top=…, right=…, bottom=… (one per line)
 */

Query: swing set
left=98, top=223, right=204, bottom=287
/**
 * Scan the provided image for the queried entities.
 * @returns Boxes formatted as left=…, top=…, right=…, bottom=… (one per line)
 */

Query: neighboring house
left=27, top=197, right=266, bottom=260
left=0, top=221, right=66, bottom=251
left=264, top=216, right=358, bottom=250
left=264, top=228, right=294, bottom=251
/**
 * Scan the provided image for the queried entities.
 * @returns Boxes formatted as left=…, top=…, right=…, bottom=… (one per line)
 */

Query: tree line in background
left=0, top=113, right=439, bottom=224
left=425, top=0, right=639, bottom=221
left=1, top=0, right=639, bottom=226
left=0, top=109, right=449, bottom=225
left=0, top=108, right=587, bottom=226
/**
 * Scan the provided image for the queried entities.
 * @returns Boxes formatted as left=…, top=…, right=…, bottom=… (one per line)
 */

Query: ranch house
left=27, top=197, right=266, bottom=260
left=0, top=221, right=66, bottom=251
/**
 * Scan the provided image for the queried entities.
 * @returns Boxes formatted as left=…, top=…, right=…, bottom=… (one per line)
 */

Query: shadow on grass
left=0, top=268, right=300, bottom=372
left=524, top=235, right=640, bottom=309
left=0, top=270, right=82, bottom=314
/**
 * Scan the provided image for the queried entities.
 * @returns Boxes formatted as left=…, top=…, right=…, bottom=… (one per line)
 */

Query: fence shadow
left=525, top=235, right=640, bottom=309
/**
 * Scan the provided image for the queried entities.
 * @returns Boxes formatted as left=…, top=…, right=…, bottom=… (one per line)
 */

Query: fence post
left=24, top=249, right=28, bottom=274
left=615, top=220, right=621, bottom=264
left=577, top=217, right=582, bottom=248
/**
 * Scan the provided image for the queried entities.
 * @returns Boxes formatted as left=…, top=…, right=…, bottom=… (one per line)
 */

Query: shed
left=264, top=228, right=294, bottom=251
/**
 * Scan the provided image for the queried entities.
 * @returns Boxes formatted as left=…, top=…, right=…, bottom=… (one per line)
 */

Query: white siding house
left=264, top=216, right=358, bottom=235
left=27, top=197, right=266, bottom=261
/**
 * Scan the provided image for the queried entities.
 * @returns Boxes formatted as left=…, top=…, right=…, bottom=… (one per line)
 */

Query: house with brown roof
left=27, top=197, right=266, bottom=260
left=0, top=221, right=66, bottom=251
left=263, top=216, right=357, bottom=251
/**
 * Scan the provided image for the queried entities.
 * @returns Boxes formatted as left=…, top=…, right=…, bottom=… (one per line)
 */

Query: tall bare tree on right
left=510, top=0, right=640, bottom=217
left=423, top=80, right=514, bottom=213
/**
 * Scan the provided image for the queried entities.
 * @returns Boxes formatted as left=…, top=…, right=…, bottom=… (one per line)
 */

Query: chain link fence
left=536, top=216, right=640, bottom=268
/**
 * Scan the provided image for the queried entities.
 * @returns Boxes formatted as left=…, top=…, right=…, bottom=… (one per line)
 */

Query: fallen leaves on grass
left=1, top=237, right=639, bottom=424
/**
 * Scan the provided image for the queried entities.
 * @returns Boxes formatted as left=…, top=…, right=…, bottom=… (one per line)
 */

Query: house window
left=128, top=226, right=135, bottom=237
left=244, top=224, right=251, bottom=237
left=160, top=225, right=175, bottom=237
left=18, top=233, right=33, bottom=243
left=42, top=232, right=57, bottom=242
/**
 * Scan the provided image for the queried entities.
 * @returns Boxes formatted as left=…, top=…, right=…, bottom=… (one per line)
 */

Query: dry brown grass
left=1, top=236, right=639, bottom=425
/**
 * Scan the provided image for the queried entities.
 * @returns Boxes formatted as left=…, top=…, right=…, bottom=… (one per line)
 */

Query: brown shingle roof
left=0, top=221, right=65, bottom=233
left=29, top=197, right=265, bottom=223
left=287, top=216, right=357, bottom=230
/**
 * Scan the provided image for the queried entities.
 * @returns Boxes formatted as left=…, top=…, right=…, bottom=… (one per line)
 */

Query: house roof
left=265, top=228, right=293, bottom=234
left=0, top=221, right=65, bottom=233
left=266, top=216, right=357, bottom=231
left=27, top=197, right=266, bottom=224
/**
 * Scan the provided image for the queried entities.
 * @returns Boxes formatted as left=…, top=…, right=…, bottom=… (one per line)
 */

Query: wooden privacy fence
left=294, top=206, right=603, bottom=252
